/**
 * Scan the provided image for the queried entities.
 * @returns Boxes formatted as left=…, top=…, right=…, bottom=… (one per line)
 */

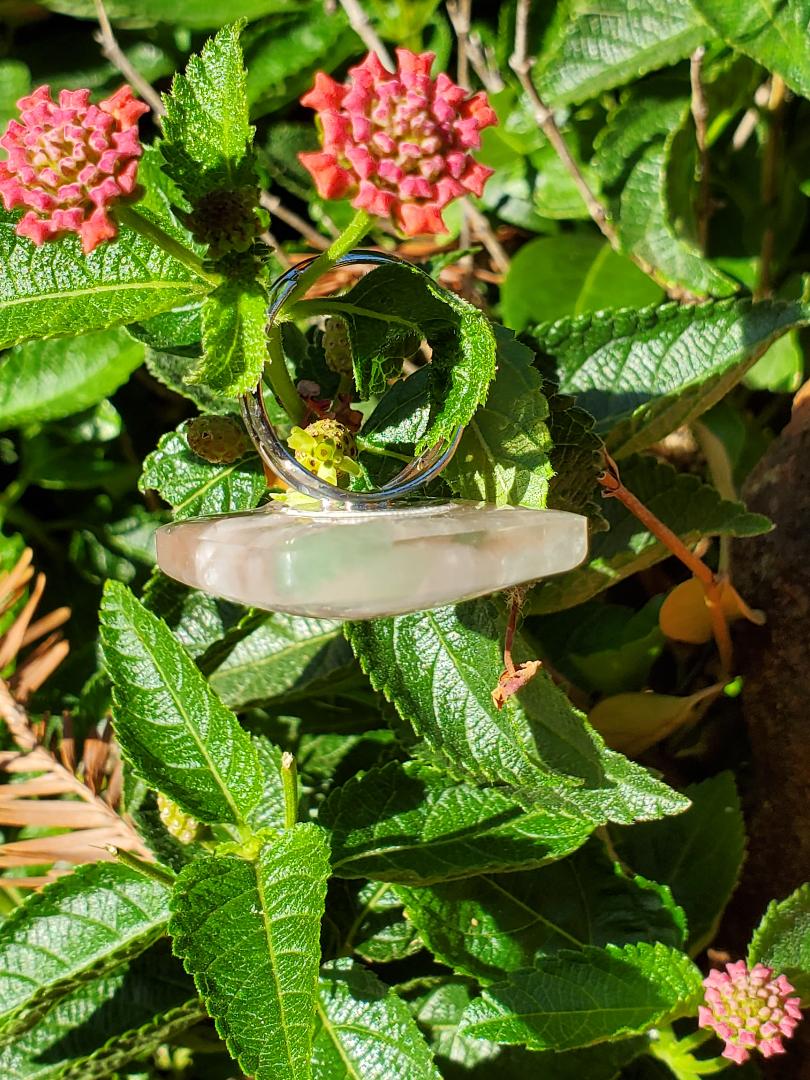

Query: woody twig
left=598, top=451, right=733, bottom=676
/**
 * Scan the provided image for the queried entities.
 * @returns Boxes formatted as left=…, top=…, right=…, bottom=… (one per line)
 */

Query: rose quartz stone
left=155, top=501, right=588, bottom=620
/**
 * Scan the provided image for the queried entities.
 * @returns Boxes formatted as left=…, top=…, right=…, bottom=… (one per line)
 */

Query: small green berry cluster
left=186, top=186, right=269, bottom=259
left=287, top=418, right=360, bottom=487
left=186, top=415, right=252, bottom=464
left=157, top=792, right=200, bottom=845
left=322, top=316, right=353, bottom=375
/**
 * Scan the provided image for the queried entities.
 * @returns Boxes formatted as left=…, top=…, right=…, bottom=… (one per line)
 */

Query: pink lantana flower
left=298, top=49, right=497, bottom=236
left=698, top=960, right=802, bottom=1065
left=0, top=84, right=148, bottom=253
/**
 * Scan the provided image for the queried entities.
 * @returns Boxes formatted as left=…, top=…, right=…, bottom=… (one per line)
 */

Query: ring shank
left=239, top=250, right=463, bottom=509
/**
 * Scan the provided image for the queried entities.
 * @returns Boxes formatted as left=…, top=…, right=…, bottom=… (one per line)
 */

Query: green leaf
left=142, top=572, right=245, bottom=660
left=0, top=946, right=199, bottom=1080
left=208, top=612, right=351, bottom=709
left=529, top=454, right=772, bottom=613
left=614, top=772, right=745, bottom=955
left=147, top=347, right=246, bottom=414
left=351, top=883, right=422, bottom=964
left=412, top=981, right=648, bottom=1079
left=0, top=327, right=144, bottom=429
left=100, top=580, right=263, bottom=826
left=594, top=88, right=737, bottom=299
left=544, top=384, right=607, bottom=527
left=744, top=329, right=805, bottom=393
left=246, top=735, right=288, bottom=832
left=535, top=0, right=707, bottom=106
left=694, top=0, right=810, bottom=100
left=501, top=235, right=663, bottom=334
left=0, top=210, right=210, bottom=350
left=528, top=298, right=810, bottom=457
left=170, top=825, right=330, bottom=1080
left=533, top=597, right=665, bottom=696
left=323, top=261, right=496, bottom=450
left=40, top=0, right=306, bottom=28
left=161, top=22, right=257, bottom=201
left=0, top=862, right=169, bottom=1045
left=459, top=942, right=703, bottom=1050
left=313, top=958, right=440, bottom=1080
left=139, top=423, right=266, bottom=520
left=245, top=7, right=355, bottom=115
left=191, top=277, right=269, bottom=396
left=444, top=327, right=553, bottom=509
left=347, top=598, right=688, bottom=825
left=0, top=60, right=30, bottom=138
left=395, top=837, right=685, bottom=983
left=749, top=884, right=810, bottom=1001
left=324, top=761, right=593, bottom=885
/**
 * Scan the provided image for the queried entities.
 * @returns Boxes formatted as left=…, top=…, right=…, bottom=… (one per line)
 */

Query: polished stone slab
left=155, top=500, right=589, bottom=620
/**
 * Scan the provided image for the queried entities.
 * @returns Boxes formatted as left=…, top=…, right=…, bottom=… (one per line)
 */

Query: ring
left=239, top=250, right=464, bottom=509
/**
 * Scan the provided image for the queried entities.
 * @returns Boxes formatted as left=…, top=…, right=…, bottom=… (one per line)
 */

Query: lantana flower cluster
left=299, top=49, right=496, bottom=236
left=0, top=84, right=147, bottom=253
left=699, top=960, right=802, bottom=1064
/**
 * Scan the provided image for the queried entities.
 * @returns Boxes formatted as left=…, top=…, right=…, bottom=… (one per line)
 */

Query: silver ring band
left=240, top=250, right=463, bottom=508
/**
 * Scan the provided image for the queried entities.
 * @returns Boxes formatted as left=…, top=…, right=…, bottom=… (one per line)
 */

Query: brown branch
left=598, top=452, right=733, bottom=675
left=509, top=0, right=693, bottom=301
left=337, top=0, right=393, bottom=71
left=689, top=46, right=712, bottom=253
left=260, top=191, right=332, bottom=250
left=755, top=75, right=787, bottom=299
left=92, top=0, right=165, bottom=116
left=446, top=0, right=503, bottom=92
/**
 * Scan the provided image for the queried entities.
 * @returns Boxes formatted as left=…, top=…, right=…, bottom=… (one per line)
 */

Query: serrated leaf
left=170, top=825, right=330, bottom=1080
left=0, top=862, right=169, bottom=1045
left=324, top=760, right=596, bottom=885
left=535, top=0, right=707, bottom=106
left=161, top=22, right=257, bottom=201
left=594, top=88, right=737, bottom=299
left=501, top=234, right=663, bottom=334
left=614, top=772, right=745, bottom=954
left=395, top=837, right=685, bottom=983
left=0, top=209, right=210, bottom=350
left=313, top=958, right=440, bottom=1080
left=694, top=0, right=810, bottom=101
left=0, top=946, right=199, bottom=1080
left=412, top=981, right=647, bottom=1079
left=529, top=454, right=772, bottom=613
left=459, top=942, right=703, bottom=1050
left=191, top=277, right=269, bottom=396
left=444, top=327, right=552, bottom=508
left=322, top=261, right=496, bottom=450
left=749, top=884, right=810, bottom=1001
left=0, top=327, right=144, bottom=429
left=543, top=383, right=606, bottom=527
left=140, top=424, right=266, bottom=520
left=100, top=580, right=263, bottom=826
left=146, top=348, right=245, bottom=415
left=208, top=612, right=351, bottom=709
left=347, top=598, right=688, bottom=826
left=323, top=760, right=593, bottom=885
left=529, top=298, right=810, bottom=457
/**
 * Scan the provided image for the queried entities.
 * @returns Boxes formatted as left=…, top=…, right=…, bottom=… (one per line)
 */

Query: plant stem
left=755, top=74, right=786, bottom=299
left=598, top=451, right=733, bottom=676
left=266, top=325, right=306, bottom=425
left=115, top=205, right=221, bottom=287
left=280, top=751, right=299, bottom=830
left=93, top=0, right=165, bottom=116
left=509, top=0, right=694, bottom=301
left=279, top=210, right=373, bottom=314
left=337, top=0, right=393, bottom=71
left=690, top=46, right=712, bottom=253
left=106, top=843, right=177, bottom=886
